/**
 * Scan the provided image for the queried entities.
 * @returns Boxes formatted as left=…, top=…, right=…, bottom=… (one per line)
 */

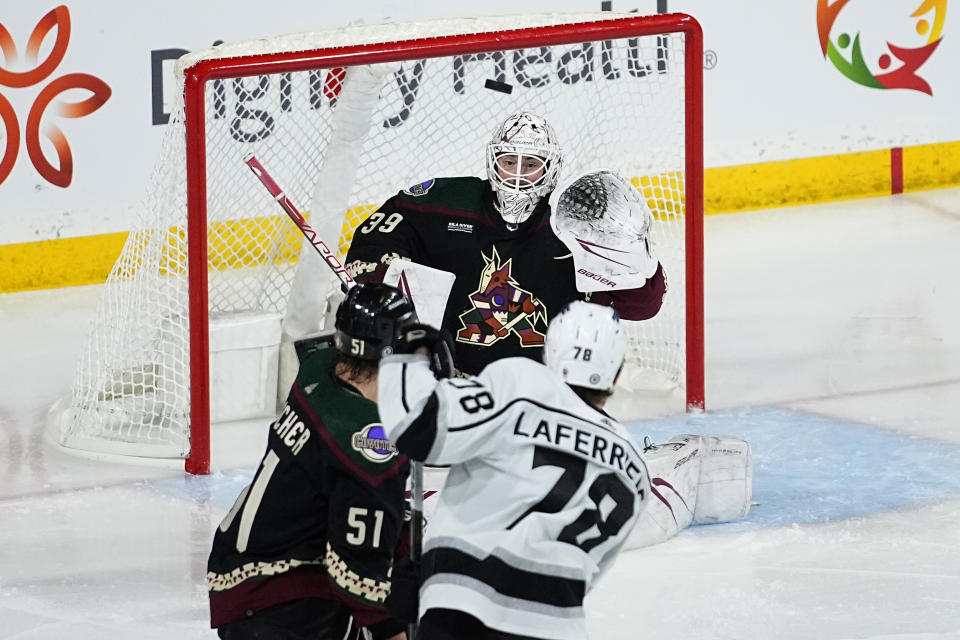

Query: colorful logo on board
left=0, top=6, right=111, bottom=187
left=817, top=0, right=946, bottom=95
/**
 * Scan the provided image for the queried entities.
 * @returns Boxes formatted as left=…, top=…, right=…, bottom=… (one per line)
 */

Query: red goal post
left=60, top=12, right=704, bottom=474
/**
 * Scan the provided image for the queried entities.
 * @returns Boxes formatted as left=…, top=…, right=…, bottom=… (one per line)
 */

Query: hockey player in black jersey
left=207, top=283, right=417, bottom=640
left=344, top=112, right=667, bottom=376
left=378, top=302, right=650, bottom=640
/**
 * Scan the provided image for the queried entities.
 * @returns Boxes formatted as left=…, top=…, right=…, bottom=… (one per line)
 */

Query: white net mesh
left=60, top=13, right=695, bottom=462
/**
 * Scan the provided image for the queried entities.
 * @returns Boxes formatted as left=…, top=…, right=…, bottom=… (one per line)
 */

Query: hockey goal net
left=59, top=12, right=703, bottom=474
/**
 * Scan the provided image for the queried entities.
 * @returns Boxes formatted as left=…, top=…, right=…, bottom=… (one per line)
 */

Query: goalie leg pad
left=691, top=435, right=752, bottom=524
left=624, top=435, right=700, bottom=550
left=624, top=434, right=752, bottom=550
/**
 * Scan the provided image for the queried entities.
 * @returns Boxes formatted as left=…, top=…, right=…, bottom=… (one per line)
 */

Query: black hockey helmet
left=334, top=282, right=417, bottom=360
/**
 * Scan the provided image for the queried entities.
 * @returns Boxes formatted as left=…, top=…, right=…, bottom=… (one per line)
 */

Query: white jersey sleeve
left=377, top=353, right=517, bottom=465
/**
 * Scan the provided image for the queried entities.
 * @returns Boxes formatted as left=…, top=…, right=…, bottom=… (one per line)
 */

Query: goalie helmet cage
left=60, top=12, right=704, bottom=474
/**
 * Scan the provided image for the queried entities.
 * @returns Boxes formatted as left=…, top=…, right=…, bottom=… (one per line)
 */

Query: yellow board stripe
left=904, top=141, right=960, bottom=191
left=2, top=141, right=958, bottom=293
left=0, top=232, right=129, bottom=293
left=705, top=148, right=892, bottom=215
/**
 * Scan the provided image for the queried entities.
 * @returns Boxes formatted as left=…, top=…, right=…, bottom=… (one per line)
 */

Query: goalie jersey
left=378, top=353, right=650, bottom=640
left=344, top=176, right=666, bottom=375
left=207, top=342, right=408, bottom=630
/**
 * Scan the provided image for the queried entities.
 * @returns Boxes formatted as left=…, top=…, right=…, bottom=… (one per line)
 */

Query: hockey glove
left=393, top=323, right=455, bottom=379
left=384, top=556, right=421, bottom=626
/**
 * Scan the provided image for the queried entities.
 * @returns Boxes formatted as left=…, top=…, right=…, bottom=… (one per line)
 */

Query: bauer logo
left=817, top=0, right=946, bottom=95
left=0, top=5, right=111, bottom=187
left=351, top=424, right=399, bottom=463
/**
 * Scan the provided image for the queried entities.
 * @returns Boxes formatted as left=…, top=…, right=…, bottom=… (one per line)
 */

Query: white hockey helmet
left=486, top=112, right=562, bottom=226
left=544, top=301, right=626, bottom=391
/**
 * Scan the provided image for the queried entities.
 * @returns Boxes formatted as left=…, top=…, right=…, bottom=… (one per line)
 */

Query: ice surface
left=2, top=189, right=959, bottom=639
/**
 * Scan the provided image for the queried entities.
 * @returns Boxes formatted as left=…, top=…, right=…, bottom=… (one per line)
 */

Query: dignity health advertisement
left=0, top=0, right=956, bottom=288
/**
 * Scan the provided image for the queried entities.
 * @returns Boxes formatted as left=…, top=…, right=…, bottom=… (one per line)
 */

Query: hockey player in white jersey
left=378, top=301, right=650, bottom=640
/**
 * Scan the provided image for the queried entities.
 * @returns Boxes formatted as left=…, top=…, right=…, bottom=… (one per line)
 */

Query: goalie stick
left=244, top=153, right=356, bottom=289
left=244, top=154, right=425, bottom=635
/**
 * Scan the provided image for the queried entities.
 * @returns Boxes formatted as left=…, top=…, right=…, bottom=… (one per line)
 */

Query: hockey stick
left=408, top=462, right=424, bottom=640
left=244, top=153, right=426, bottom=634
left=243, top=153, right=356, bottom=290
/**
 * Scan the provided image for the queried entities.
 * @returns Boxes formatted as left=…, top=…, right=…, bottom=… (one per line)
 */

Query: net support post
left=184, top=67, right=211, bottom=475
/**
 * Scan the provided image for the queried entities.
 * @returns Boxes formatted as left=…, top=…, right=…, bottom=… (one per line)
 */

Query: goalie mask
left=543, top=301, right=626, bottom=391
left=486, top=112, right=562, bottom=226
left=334, top=283, right=417, bottom=360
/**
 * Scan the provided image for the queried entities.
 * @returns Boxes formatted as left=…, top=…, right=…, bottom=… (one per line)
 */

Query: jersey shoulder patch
left=350, top=423, right=400, bottom=463
left=402, top=178, right=435, bottom=196
left=395, top=176, right=490, bottom=217
left=289, top=381, right=405, bottom=478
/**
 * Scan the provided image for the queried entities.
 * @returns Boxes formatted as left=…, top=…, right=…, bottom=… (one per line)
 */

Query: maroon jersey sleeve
left=589, top=262, right=667, bottom=321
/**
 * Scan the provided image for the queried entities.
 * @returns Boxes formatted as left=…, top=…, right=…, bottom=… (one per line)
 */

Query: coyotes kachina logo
left=457, top=247, right=548, bottom=348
